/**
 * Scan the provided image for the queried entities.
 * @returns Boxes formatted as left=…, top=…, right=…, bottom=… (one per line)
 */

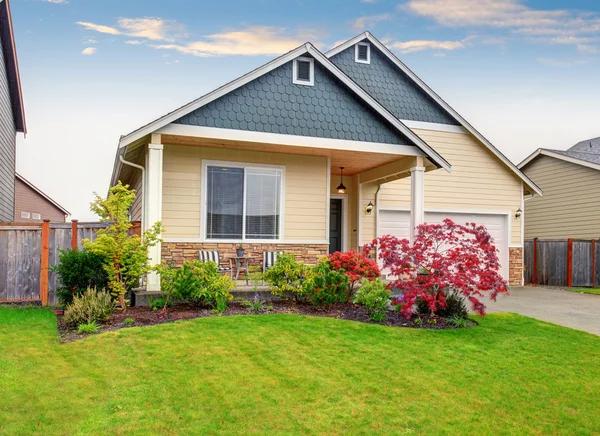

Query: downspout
left=119, top=154, right=145, bottom=234
left=374, top=183, right=382, bottom=261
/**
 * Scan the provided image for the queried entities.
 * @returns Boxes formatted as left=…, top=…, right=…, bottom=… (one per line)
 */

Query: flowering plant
left=328, top=250, right=380, bottom=293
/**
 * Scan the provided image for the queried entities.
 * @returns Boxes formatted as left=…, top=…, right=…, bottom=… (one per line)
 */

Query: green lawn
left=568, top=287, right=600, bottom=296
left=2, top=308, right=600, bottom=435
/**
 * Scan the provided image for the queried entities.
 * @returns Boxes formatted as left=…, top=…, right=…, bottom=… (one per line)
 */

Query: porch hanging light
left=336, top=167, right=347, bottom=194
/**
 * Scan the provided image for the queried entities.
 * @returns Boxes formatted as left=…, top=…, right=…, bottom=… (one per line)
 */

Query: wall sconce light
left=515, top=208, right=522, bottom=218
left=336, top=167, right=347, bottom=194
left=365, top=201, right=374, bottom=215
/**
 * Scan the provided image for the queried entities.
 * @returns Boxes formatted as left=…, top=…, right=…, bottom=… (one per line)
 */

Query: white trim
left=292, top=57, right=314, bottom=86
left=326, top=157, right=331, bottom=244
left=357, top=174, right=363, bottom=248
left=400, top=119, right=468, bottom=134
left=520, top=181, right=524, bottom=248
left=331, top=194, right=349, bottom=252
left=326, top=32, right=542, bottom=196
left=409, top=166, right=425, bottom=243
left=157, top=124, right=424, bottom=157
left=201, top=159, right=285, bottom=242
left=163, top=237, right=328, bottom=245
left=355, top=42, right=370, bottom=64
left=509, top=244, right=524, bottom=248
left=518, top=148, right=600, bottom=173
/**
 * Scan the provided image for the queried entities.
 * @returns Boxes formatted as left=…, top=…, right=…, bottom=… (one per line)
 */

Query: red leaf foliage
left=364, top=219, right=508, bottom=318
left=328, top=250, right=380, bottom=291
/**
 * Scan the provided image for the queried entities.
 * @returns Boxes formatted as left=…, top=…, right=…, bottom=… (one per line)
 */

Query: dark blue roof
left=329, top=40, right=459, bottom=126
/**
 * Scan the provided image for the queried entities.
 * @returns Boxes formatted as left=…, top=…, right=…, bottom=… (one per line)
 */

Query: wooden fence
left=524, top=238, right=599, bottom=287
left=0, top=220, right=109, bottom=305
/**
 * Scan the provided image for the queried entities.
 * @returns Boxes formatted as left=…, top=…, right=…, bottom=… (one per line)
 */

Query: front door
left=329, top=199, right=342, bottom=254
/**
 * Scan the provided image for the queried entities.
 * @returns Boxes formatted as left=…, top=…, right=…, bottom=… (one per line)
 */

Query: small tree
left=84, top=181, right=162, bottom=310
left=328, top=250, right=380, bottom=295
left=365, top=219, right=508, bottom=318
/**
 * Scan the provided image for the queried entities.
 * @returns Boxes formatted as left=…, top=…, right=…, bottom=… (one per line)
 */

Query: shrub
left=263, top=254, right=307, bottom=301
left=64, top=288, right=114, bottom=327
left=157, top=260, right=235, bottom=310
left=353, top=278, right=391, bottom=322
left=124, top=318, right=135, bottom=326
left=51, top=249, right=109, bottom=307
left=77, top=321, right=98, bottom=334
left=328, top=250, right=380, bottom=295
left=148, top=295, right=171, bottom=311
left=248, top=294, right=265, bottom=313
left=303, top=261, right=349, bottom=307
left=414, top=291, right=469, bottom=319
left=448, top=315, right=470, bottom=328
left=366, top=219, right=508, bottom=318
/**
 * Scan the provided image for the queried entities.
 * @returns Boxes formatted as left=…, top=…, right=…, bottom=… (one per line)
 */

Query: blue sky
left=10, top=0, right=600, bottom=219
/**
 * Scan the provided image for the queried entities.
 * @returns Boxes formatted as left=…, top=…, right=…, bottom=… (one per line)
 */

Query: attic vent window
left=293, top=57, right=314, bottom=86
left=355, top=42, right=370, bottom=64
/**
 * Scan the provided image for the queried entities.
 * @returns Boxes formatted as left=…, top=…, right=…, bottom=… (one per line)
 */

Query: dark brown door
left=329, top=199, right=342, bottom=254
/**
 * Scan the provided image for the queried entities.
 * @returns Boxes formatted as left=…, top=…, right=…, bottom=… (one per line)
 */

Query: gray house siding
left=0, top=30, right=16, bottom=222
left=330, top=42, right=459, bottom=126
left=175, top=57, right=411, bottom=145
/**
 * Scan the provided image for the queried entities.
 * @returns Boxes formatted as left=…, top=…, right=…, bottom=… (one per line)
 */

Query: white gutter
left=119, top=154, right=145, bottom=233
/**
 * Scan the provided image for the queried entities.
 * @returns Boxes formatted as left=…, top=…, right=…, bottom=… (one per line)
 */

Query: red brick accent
left=161, top=242, right=329, bottom=269
left=509, top=247, right=523, bottom=286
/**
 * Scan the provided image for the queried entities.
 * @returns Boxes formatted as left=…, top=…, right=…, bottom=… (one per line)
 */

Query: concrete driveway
left=485, top=286, right=600, bottom=336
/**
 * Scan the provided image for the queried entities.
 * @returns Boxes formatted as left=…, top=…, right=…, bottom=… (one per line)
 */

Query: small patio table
left=230, top=256, right=254, bottom=284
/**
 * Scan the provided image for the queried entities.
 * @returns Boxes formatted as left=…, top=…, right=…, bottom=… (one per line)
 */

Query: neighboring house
left=0, top=0, right=25, bottom=222
left=110, top=31, right=541, bottom=290
left=14, top=173, right=69, bottom=223
left=519, top=136, right=600, bottom=239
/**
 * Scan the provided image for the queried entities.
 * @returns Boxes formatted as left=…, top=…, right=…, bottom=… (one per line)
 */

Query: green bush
left=157, top=261, right=235, bottom=310
left=77, top=321, right=98, bottom=334
left=414, top=291, right=468, bottom=319
left=51, top=249, right=109, bottom=307
left=303, top=261, right=349, bottom=307
left=263, top=254, right=307, bottom=301
left=124, top=318, right=135, bottom=326
left=64, top=288, right=114, bottom=327
left=353, top=278, right=391, bottom=322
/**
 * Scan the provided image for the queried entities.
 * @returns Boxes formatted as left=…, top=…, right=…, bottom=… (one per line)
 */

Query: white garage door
left=378, top=210, right=509, bottom=280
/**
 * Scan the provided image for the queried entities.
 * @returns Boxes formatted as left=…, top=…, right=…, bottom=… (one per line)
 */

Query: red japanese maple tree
left=328, top=250, right=380, bottom=292
left=365, top=219, right=508, bottom=318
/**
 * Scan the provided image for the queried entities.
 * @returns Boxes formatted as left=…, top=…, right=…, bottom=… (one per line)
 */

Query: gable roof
left=519, top=136, right=600, bottom=172
left=116, top=42, right=451, bottom=173
left=0, top=0, right=25, bottom=134
left=326, top=32, right=542, bottom=196
left=16, top=173, right=70, bottom=215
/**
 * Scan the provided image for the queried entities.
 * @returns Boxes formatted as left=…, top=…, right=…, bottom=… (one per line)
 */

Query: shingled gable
left=114, top=42, right=451, bottom=181
left=326, top=32, right=542, bottom=196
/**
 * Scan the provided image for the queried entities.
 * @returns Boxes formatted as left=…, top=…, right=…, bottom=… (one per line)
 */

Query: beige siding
left=523, top=155, right=600, bottom=239
left=163, top=144, right=328, bottom=240
left=14, top=178, right=66, bottom=223
left=367, top=129, right=523, bottom=245
left=129, top=152, right=145, bottom=223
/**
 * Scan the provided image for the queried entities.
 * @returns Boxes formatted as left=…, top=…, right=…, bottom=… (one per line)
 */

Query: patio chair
left=263, top=250, right=284, bottom=274
left=199, top=250, right=232, bottom=277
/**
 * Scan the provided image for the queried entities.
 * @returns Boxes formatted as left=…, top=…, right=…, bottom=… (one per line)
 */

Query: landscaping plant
left=263, top=253, right=307, bottom=301
left=366, top=219, right=508, bottom=318
left=328, top=250, right=380, bottom=296
left=63, top=288, right=114, bottom=327
left=84, top=181, right=163, bottom=310
left=303, top=260, right=349, bottom=307
left=52, top=248, right=109, bottom=307
left=352, top=278, right=391, bottom=322
left=77, top=321, right=99, bottom=334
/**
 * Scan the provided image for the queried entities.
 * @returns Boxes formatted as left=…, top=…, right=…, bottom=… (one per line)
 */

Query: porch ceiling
left=162, top=134, right=425, bottom=176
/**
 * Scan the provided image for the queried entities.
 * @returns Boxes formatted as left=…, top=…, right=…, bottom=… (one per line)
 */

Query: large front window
left=205, top=164, right=282, bottom=240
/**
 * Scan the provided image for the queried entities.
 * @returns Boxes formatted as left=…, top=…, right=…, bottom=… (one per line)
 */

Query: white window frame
left=355, top=42, right=371, bottom=64
left=20, top=211, right=30, bottom=219
left=32, top=213, right=41, bottom=220
left=292, top=57, right=314, bottom=86
left=201, top=160, right=286, bottom=243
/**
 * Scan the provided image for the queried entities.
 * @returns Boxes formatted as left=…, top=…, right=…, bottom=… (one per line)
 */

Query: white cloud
left=45, top=0, right=68, bottom=3
left=84, top=39, right=97, bottom=44
left=125, top=40, right=144, bottom=45
left=77, top=21, right=121, bottom=36
left=537, top=57, right=588, bottom=68
left=81, top=47, right=97, bottom=55
left=352, top=13, right=390, bottom=30
left=389, top=39, right=465, bottom=53
left=76, top=17, right=185, bottom=41
left=150, top=26, right=308, bottom=57
left=361, top=0, right=377, bottom=3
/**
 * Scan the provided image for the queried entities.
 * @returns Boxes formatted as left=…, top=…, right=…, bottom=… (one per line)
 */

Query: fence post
left=567, top=238, right=573, bottom=287
left=40, top=220, right=50, bottom=306
left=533, top=238, right=538, bottom=286
left=592, top=239, right=596, bottom=288
left=71, top=219, right=79, bottom=249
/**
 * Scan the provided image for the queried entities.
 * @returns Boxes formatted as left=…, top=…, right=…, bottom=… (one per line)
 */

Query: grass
left=1, top=308, right=600, bottom=435
left=568, top=287, right=600, bottom=296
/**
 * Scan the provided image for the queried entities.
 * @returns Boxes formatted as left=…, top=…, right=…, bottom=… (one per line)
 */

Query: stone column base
left=509, top=247, right=523, bottom=286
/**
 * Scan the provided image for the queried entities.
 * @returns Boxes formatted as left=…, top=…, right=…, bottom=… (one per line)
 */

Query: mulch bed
left=56, top=300, right=470, bottom=342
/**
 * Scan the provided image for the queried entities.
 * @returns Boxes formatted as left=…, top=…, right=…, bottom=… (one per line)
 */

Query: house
left=109, top=31, right=541, bottom=291
left=0, top=0, right=26, bottom=222
left=14, top=173, right=69, bottom=223
left=519, top=136, right=600, bottom=239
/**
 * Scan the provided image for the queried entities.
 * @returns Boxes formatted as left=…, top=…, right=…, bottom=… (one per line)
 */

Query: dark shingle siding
left=330, top=42, right=459, bottom=126
left=0, top=30, right=15, bottom=222
left=175, top=57, right=411, bottom=145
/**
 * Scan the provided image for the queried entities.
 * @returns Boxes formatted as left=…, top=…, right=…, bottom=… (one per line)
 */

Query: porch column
left=409, top=157, right=425, bottom=243
left=146, top=138, right=163, bottom=291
